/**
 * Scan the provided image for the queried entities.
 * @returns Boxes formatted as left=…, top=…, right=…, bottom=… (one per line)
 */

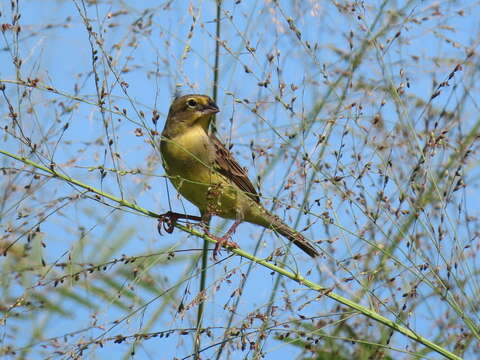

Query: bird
left=159, top=94, right=319, bottom=259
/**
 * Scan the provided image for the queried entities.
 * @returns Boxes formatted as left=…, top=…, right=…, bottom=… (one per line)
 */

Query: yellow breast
left=161, top=126, right=210, bottom=172
left=160, top=125, right=260, bottom=219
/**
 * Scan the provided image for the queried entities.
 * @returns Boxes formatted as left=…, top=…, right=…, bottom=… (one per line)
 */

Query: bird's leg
left=157, top=211, right=202, bottom=234
left=210, top=220, right=241, bottom=260
left=200, top=212, right=212, bottom=233
left=197, top=211, right=240, bottom=259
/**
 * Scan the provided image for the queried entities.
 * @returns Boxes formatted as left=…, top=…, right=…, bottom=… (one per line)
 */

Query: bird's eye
left=186, top=99, right=197, bottom=108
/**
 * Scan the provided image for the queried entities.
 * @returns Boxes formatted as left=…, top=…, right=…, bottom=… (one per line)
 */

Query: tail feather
left=272, top=220, right=320, bottom=258
left=252, top=212, right=319, bottom=258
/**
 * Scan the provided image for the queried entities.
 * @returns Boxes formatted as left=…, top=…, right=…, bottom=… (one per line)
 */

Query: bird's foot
left=206, top=219, right=241, bottom=260
left=211, top=235, right=239, bottom=260
left=157, top=211, right=202, bottom=235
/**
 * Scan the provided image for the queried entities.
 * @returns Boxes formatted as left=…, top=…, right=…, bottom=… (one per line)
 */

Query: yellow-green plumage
left=160, top=94, right=319, bottom=258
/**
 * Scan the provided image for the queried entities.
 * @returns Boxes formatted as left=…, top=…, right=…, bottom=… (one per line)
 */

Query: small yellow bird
left=159, top=94, right=319, bottom=258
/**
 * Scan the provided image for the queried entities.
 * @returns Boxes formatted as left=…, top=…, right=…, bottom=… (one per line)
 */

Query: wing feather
left=210, top=134, right=260, bottom=203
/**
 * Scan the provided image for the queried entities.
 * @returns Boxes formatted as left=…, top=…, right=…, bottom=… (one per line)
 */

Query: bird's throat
left=161, top=124, right=211, bottom=174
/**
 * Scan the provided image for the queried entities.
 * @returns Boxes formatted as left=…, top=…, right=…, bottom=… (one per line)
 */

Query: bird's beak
left=202, top=101, right=219, bottom=115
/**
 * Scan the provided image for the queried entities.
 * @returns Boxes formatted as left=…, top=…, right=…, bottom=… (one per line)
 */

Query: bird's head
left=165, top=94, right=219, bottom=132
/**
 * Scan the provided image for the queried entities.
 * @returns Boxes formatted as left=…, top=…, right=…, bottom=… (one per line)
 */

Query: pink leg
left=158, top=211, right=241, bottom=259
left=210, top=220, right=241, bottom=260
left=157, top=211, right=202, bottom=234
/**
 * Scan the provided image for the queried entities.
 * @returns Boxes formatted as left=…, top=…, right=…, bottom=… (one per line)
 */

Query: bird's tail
left=253, top=213, right=320, bottom=258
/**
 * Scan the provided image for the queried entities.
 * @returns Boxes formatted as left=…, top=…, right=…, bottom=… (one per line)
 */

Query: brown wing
left=210, top=133, right=260, bottom=203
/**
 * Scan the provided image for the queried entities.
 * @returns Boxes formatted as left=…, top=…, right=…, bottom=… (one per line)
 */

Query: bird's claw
left=157, top=211, right=178, bottom=234
left=157, top=212, right=203, bottom=235
left=212, top=236, right=239, bottom=260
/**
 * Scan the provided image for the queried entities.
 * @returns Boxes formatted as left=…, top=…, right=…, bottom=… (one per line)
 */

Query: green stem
left=194, top=230, right=210, bottom=360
